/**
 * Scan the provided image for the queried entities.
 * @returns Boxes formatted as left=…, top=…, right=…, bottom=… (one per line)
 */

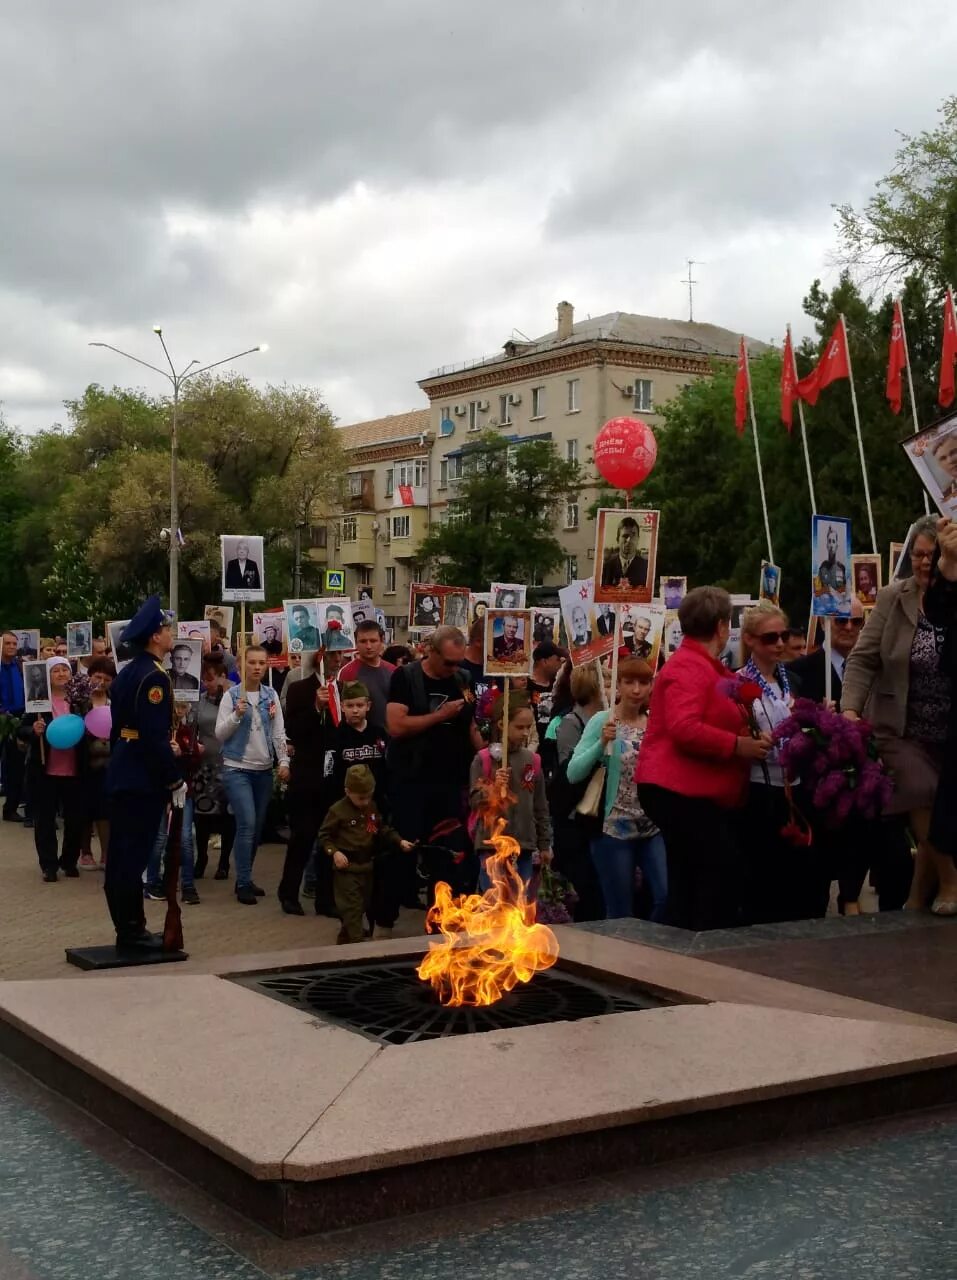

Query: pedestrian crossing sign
left=325, top=570, right=345, bottom=593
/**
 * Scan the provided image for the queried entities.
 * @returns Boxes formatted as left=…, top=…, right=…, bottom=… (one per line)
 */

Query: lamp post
left=89, top=329, right=266, bottom=615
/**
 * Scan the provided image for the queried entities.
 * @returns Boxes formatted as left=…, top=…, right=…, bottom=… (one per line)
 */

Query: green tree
left=0, top=418, right=28, bottom=624
left=418, top=433, right=580, bottom=588
left=8, top=377, right=344, bottom=627
left=836, top=95, right=957, bottom=291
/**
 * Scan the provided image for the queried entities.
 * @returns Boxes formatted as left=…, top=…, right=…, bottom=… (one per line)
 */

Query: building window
left=531, top=386, right=545, bottom=418
left=567, top=378, right=580, bottom=412
left=448, top=455, right=463, bottom=482
left=357, top=568, right=371, bottom=586
left=341, top=517, right=357, bottom=543
left=634, top=379, right=654, bottom=412
left=566, top=439, right=578, bottom=463
left=385, top=566, right=397, bottom=594
left=392, top=514, right=411, bottom=539
left=565, top=502, right=579, bottom=529
left=385, top=615, right=403, bottom=633
left=499, top=393, right=512, bottom=425
left=439, top=459, right=448, bottom=488
left=468, top=401, right=482, bottom=432
left=396, top=459, right=427, bottom=488
left=565, top=555, right=578, bottom=584
left=385, top=468, right=394, bottom=498
left=308, top=524, right=327, bottom=548
left=348, top=473, right=362, bottom=497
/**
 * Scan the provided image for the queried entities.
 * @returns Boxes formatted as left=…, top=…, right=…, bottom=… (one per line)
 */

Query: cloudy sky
left=2, top=0, right=955, bottom=433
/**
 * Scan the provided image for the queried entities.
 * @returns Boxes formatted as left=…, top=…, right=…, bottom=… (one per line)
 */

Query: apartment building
left=419, top=301, right=756, bottom=588
left=319, top=303, right=758, bottom=636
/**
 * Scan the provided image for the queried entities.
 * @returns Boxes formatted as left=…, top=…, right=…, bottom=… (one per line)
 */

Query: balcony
left=389, top=507, right=429, bottom=561
left=305, top=524, right=328, bottom=565
left=339, top=511, right=378, bottom=567
left=344, top=471, right=376, bottom=513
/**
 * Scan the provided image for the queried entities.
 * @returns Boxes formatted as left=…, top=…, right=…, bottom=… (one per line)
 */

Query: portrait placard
left=558, top=578, right=613, bottom=668
left=105, top=620, right=132, bottom=671
left=659, top=576, right=687, bottom=610
left=177, top=620, right=211, bottom=648
left=469, top=592, right=492, bottom=629
left=253, top=612, right=287, bottom=667
left=23, top=660, right=52, bottom=714
left=355, top=586, right=375, bottom=607
left=203, top=604, right=234, bottom=640
left=530, top=607, right=562, bottom=648
left=315, top=597, right=355, bottom=652
left=593, top=508, right=659, bottom=605
left=490, top=583, right=526, bottom=609
left=850, top=554, right=881, bottom=607
left=888, top=542, right=906, bottom=582
left=900, top=415, right=957, bottom=517
left=220, top=534, right=265, bottom=603
left=759, top=562, right=781, bottom=607
left=811, top=516, right=852, bottom=618
left=13, top=629, right=39, bottom=660
left=618, top=602, right=666, bottom=667
left=484, top=608, right=531, bottom=677
left=165, top=638, right=203, bottom=701
left=662, top=609, right=684, bottom=662
left=283, top=599, right=321, bottom=654
left=66, top=621, right=92, bottom=660
left=441, top=590, right=470, bottom=631
left=408, top=584, right=443, bottom=630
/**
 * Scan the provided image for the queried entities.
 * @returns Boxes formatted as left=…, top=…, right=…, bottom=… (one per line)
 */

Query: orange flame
left=417, top=777, right=559, bottom=1006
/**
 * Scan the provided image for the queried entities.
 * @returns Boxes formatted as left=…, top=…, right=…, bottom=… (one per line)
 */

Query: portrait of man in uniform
left=594, top=508, right=658, bottom=605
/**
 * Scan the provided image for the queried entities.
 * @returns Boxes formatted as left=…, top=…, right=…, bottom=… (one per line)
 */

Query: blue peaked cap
left=122, top=595, right=174, bottom=647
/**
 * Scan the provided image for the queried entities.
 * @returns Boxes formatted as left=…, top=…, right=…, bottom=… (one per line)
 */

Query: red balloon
left=593, top=417, right=657, bottom=490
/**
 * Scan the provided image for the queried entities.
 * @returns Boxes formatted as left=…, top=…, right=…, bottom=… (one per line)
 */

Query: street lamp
left=89, top=329, right=266, bottom=615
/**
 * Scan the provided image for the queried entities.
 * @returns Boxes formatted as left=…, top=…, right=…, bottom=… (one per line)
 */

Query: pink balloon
left=594, top=417, right=657, bottom=490
left=84, top=705, right=112, bottom=740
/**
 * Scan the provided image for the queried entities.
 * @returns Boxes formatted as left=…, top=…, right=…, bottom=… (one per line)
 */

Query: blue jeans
left=147, top=796, right=196, bottom=890
left=478, top=849, right=533, bottom=894
left=221, top=767, right=273, bottom=889
left=591, top=831, right=668, bottom=921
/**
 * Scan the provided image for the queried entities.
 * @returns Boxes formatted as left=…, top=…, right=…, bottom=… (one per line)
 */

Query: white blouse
left=749, top=680, right=792, bottom=788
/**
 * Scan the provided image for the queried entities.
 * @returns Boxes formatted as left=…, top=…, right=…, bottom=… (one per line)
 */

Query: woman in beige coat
left=842, top=516, right=955, bottom=912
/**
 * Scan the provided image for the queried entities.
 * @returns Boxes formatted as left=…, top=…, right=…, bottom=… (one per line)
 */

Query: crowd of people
left=2, top=513, right=956, bottom=941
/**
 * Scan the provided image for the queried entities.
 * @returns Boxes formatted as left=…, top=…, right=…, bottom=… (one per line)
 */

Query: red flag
left=734, top=336, right=748, bottom=435
left=781, top=329, right=798, bottom=433
left=795, top=319, right=850, bottom=406
left=885, top=299, right=906, bottom=415
left=939, top=289, right=957, bottom=409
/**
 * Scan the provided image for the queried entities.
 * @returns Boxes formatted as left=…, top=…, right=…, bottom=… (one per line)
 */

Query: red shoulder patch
left=148, top=686, right=164, bottom=705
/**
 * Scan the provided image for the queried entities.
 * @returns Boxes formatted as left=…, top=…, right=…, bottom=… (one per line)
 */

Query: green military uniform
left=319, top=777, right=403, bottom=943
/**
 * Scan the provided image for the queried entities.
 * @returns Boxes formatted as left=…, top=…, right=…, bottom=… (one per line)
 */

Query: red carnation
left=736, top=680, right=763, bottom=703
left=327, top=618, right=342, bottom=631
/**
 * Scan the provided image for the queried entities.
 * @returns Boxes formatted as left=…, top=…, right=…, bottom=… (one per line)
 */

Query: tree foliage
left=635, top=273, right=938, bottom=623
left=3, top=377, right=343, bottom=629
left=418, top=434, right=580, bottom=588
left=836, top=95, right=957, bottom=292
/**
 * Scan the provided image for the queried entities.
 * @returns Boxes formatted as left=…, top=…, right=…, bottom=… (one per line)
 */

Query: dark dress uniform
left=104, top=598, right=183, bottom=947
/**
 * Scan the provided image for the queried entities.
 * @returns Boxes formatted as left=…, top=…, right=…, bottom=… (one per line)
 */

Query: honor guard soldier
left=104, top=596, right=186, bottom=951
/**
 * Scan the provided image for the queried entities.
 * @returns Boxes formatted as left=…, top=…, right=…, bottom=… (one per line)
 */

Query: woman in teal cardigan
left=567, top=657, right=667, bottom=920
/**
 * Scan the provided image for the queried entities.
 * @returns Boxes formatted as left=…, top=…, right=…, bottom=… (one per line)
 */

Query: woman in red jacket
left=636, top=586, right=771, bottom=931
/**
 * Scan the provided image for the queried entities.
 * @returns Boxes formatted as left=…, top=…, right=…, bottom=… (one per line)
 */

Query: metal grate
left=232, top=959, right=669, bottom=1046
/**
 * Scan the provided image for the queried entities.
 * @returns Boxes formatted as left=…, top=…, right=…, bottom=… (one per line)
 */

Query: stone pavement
left=0, top=819, right=423, bottom=981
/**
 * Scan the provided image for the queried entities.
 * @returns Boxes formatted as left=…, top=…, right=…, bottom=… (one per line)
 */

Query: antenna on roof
left=682, top=259, right=704, bottom=322
left=511, top=328, right=532, bottom=342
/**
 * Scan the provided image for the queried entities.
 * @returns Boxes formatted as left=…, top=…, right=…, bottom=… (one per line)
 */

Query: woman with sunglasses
left=843, top=515, right=955, bottom=913
left=735, top=602, right=826, bottom=923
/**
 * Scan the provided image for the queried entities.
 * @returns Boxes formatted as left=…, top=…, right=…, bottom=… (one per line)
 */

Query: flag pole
left=841, top=314, right=878, bottom=554
left=897, top=297, right=932, bottom=516
left=788, top=323, right=818, bottom=514
left=744, top=341, right=774, bottom=564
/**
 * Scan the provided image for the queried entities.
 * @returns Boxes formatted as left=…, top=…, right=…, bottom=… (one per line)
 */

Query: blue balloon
left=46, top=714, right=85, bottom=750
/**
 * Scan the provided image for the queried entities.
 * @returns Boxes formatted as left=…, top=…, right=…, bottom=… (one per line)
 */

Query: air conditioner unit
left=509, top=393, right=522, bottom=406
left=622, top=385, right=635, bottom=397
left=478, top=400, right=490, bottom=411
left=371, top=521, right=380, bottom=532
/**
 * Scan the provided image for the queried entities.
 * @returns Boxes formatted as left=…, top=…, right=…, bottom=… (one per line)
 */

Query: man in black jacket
left=276, top=651, right=343, bottom=916
left=787, top=598, right=864, bottom=707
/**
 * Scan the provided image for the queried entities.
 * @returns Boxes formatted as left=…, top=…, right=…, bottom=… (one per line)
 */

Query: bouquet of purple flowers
left=532, top=865, right=579, bottom=925
left=773, top=697, right=893, bottom=826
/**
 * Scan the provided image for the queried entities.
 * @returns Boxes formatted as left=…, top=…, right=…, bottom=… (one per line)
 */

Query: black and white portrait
left=221, top=534, right=265, bottom=602
left=410, top=586, right=442, bottom=629
left=594, top=508, right=658, bottom=605
left=106, top=619, right=132, bottom=670
left=284, top=599, right=321, bottom=652
left=23, top=660, right=51, bottom=713
left=491, top=583, right=526, bottom=610
left=165, top=638, right=203, bottom=700
left=442, top=591, right=469, bottom=630
left=253, top=613, right=286, bottom=660
left=67, top=621, right=92, bottom=660
left=13, top=629, right=39, bottom=660
left=532, top=608, right=561, bottom=645
left=204, top=604, right=234, bottom=639
left=316, top=598, right=355, bottom=651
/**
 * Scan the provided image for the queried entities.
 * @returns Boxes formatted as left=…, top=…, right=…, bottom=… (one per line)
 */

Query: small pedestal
left=65, top=946, right=189, bottom=971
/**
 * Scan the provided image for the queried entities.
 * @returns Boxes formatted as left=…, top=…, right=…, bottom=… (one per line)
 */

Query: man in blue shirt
left=0, top=631, right=26, bottom=823
left=105, top=598, right=184, bottom=951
